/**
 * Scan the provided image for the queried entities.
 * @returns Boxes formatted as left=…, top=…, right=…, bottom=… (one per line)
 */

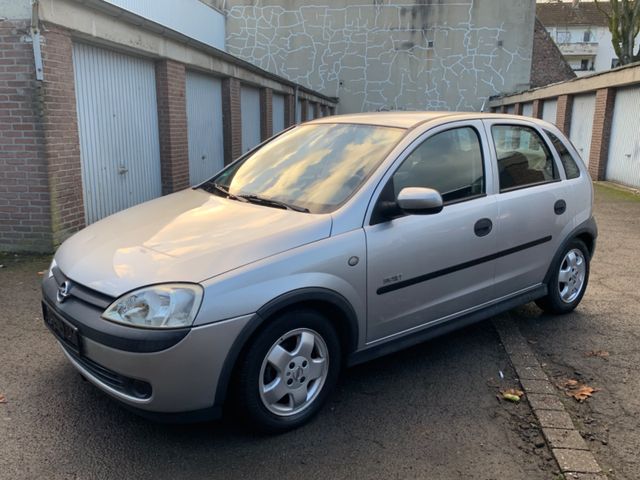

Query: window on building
left=545, top=130, right=581, bottom=179
left=392, top=127, right=485, bottom=204
left=491, top=125, right=559, bottom=192
left=580, top=59, right=589, bottom=71
left=556, top=30, right=571, bottom=43
left=583, top=30, right=592, bottom=42
left=612, top=58, right=620, bottom=68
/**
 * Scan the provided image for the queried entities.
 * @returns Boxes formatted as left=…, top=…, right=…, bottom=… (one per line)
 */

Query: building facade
left=537, top=1, right=640, bottom=77
left=0, top=0, right=336, bottom=252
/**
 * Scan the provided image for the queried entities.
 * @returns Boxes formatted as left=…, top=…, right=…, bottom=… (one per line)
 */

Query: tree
left=594, top=0, right=640, bottom=65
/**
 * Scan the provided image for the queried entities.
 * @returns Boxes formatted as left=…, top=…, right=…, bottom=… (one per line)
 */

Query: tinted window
left=206, top=124, right=405, bottom=214
left=491, top=125, right=559, bottom=192
left=545, top=130, right=581, bottom=179
left=392, top=127, right=485, bottom=203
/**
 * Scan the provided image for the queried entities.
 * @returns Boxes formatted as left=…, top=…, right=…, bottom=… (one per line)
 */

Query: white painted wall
left=103, top=0, right=225, bottom=50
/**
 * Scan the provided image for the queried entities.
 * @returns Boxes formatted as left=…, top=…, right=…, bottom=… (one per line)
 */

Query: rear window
left=545, top=130, right=581, bottom=179
left=491, top=125, right=559, bottom=192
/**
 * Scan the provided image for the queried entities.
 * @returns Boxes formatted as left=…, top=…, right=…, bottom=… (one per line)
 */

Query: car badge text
left=57, top=280, right=72, bottom=303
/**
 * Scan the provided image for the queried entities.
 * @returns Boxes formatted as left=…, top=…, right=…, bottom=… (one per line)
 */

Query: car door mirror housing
left=396, top=187, right=443, bottom=215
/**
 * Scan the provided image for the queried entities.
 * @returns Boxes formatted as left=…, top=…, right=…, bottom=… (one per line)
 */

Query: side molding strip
left=377, top=235, right=552, bottom=295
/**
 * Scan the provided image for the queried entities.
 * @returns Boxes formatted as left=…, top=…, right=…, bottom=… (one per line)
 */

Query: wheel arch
left=213, top=287, right=359, bottom=408
left=543, top=216, right=597, bottom=285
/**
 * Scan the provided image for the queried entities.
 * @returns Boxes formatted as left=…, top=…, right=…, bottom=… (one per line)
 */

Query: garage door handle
left=554, top=199, right=566, bottom=215
left=474, top=218, right=493, bottom=237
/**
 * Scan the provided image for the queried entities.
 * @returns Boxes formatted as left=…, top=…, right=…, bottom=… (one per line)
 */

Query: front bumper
left=42, top=273, right=252, bottom=415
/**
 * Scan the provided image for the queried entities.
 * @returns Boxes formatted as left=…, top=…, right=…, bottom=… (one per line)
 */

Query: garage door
left=522, top=103, right=533, bottom=117
left=607, top=86, right=640, bottom=188
left=569, top=94, right=596, bottom=166
left=542, top=99, right=557, bottom=124
left=241, top=85, right=261, bottom=153
left=72, top=43, right=162, bottom=224
left=186, top=71, right=224, bottom=185
left=272, top=93, right=285, bottom=134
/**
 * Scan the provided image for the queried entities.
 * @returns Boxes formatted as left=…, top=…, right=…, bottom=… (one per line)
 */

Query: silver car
left=42, top=112, right=596, bottom=432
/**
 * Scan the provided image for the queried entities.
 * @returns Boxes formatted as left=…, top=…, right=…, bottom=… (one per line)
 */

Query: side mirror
left=396, top=187, right=443, bottom=215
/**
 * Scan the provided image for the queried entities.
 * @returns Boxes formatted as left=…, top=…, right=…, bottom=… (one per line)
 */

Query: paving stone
left=535, top=409, right=576, bottom=430
left=514, top=364, right=548, bottom=381
left=553, top=448, right=602, bottom=473
left=543, top=428, right=588, bottom=450
left=519, top=377, right=557, bottom=395
left=527, top=393, right=565, bottom=411
left=564, top=473, right=608, bottom=480
left=507, top=351, right=540, bottom=368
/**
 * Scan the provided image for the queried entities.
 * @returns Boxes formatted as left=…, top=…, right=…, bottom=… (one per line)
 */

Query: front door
left=364, top=122, right=498, bottom=343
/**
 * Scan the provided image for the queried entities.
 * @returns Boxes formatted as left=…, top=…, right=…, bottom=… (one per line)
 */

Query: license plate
left=43, top=303, right=82, bottom=355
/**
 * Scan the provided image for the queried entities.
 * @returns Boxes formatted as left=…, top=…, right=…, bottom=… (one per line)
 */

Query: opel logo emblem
left=57, top=280, right=72, bottom=303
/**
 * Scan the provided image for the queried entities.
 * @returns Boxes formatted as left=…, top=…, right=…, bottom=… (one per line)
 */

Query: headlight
left=102, top=283, right=203, bottom=329
left=48, top=258, right=57, bottom=278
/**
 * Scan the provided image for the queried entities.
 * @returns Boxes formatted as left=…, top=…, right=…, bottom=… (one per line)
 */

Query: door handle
left=554, top=199, right=566, bottom=215
left=474, top=218, right=493, bottom=237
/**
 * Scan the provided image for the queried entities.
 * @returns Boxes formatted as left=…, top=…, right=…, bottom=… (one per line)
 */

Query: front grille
left=51, top=267, right=114, bottom=310
left=63, top=346, right=152, bottom=399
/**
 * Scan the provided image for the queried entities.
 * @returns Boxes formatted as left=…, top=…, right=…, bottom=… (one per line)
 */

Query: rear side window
left=491, top=125, right=559, bottom=192
left=545, top=130, right=581, bottom=179
left=392, top=126, right=485, bottom=203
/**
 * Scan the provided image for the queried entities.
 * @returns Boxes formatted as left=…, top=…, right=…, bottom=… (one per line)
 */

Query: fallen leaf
left=559, top=379, right=600, bottom=403
left=0, top=394, right=6, bottom=404
left=37, top=271, right=45, bottom=276
left=500, top=388, right=524, bottom=402
left=586, top=350, right=609, bottom=358
left=571, top=386, right=598, bottom=402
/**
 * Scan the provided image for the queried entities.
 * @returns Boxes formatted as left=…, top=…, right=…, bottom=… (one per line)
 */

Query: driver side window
left=392, top=127, right=485, bottom=204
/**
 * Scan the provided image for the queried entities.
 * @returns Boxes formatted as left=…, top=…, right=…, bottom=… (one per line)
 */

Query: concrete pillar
left=555, top=94, right=573, bottom=136
left=222, top=78, right=242, bottom=165
left=588, top=88, right=616, bottom=180
left=532, top=99, right=543, bottom=119
left=40, top=25, right=85, bottom=245
left=155, top=59, right=189, bottom=195
left=260, top=87, right=273, bottom=141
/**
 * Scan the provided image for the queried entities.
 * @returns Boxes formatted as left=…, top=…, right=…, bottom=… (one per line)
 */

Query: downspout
left=31, top=0, right=43, bottom=81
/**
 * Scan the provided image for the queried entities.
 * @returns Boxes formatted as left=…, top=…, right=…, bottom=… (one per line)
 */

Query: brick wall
left=222, top=77, right=241, bottom=165
left=588, top=88, right=616, bottom=180
left=555, top=94, right=573, bottom=135
left=260, top=87, right=273, bottom=141
left=530, top=17, right=576, bottom=88
left=155, top=60, right=189, bottom=194
left=40, top=25, right=85, bottom=246
left=284, top=94, right=295, bottom=126
left=0, top=20, right=51, bottom=252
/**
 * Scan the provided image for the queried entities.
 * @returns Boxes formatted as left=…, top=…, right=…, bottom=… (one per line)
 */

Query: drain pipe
left=31, top=0, right=43, bottom=81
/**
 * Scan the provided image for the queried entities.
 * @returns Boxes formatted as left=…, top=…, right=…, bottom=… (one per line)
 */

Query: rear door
left=483, top=120, right=570, bottom=298
left=364, top=121, right=498, bottom=342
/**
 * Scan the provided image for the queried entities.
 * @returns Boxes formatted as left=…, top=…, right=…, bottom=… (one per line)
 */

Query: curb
left=493, top=315, right=606, bottom=480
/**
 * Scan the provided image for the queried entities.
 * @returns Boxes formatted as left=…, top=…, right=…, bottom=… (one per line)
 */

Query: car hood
left=55, top=188, right=332, bottom=297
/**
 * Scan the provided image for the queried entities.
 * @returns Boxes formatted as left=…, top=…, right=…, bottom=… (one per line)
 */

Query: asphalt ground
left=0, top=255, right=557, bottom=479
left=511, top=183, right=640, bottom=480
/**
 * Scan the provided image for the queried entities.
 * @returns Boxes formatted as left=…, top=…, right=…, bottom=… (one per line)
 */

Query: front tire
left=536, top=238, right=590, bottom=314
left=234, top=309, right=341, bottom=433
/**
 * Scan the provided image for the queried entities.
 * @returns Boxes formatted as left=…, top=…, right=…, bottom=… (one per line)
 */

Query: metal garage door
left=569, top=94, right=596, bottom=166
left=522, top=102, right=533, bottom=117
left=186, top=71, right=224, bottom=184
left=296, top=99, right=302, bottom=123
left=241, top=85, right=261, bottom=153
left=607, top=86, right=640, bottom=188
left=506, top=104, right=515, bottom=114
left=542, top=99, right=557, bottom=124
left=307, top=102, right=315, bottom=120
left=272, top=93, right=285, bottom=134
left=72, top=43, right=162, bottom=225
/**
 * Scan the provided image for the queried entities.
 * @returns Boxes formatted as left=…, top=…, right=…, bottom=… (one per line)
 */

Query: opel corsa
left=43, top=112, right=596, bottom=432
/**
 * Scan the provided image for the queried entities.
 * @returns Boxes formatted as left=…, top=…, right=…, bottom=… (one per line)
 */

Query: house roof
left=536, top=2, right=611, bottom=27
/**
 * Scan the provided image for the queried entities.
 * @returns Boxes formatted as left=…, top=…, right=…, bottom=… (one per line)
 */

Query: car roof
left=308, top=111, right=547, bottom=129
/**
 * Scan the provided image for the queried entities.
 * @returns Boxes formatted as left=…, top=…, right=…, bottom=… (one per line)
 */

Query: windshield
left=202, top=123, right=405, bottom=214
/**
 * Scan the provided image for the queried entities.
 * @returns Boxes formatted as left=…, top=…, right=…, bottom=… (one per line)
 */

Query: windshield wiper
left=201, top=182, right=247, bottom=202
left=238, top=194, right=310, bottom=213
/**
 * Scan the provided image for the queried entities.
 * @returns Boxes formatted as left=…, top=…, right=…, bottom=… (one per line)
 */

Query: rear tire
left=536, top=238, right=590, bottom=314
left=233, top=309, right=341, bottom=433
